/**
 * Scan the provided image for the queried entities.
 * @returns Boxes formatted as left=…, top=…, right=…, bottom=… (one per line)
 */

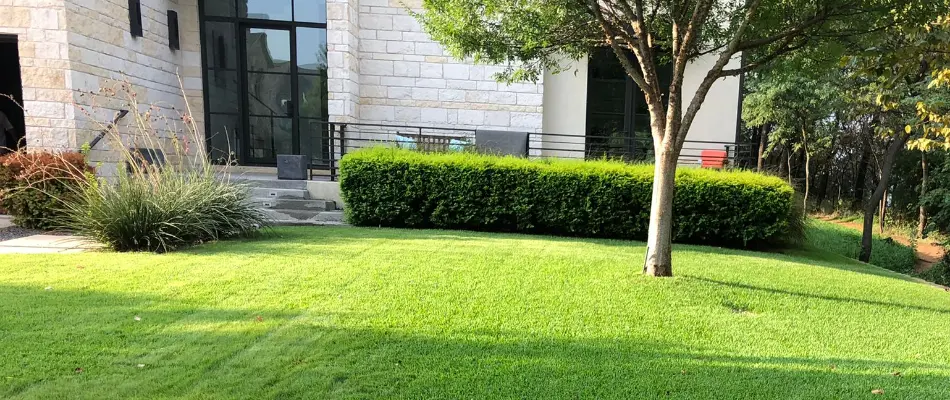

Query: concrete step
left=250, top=187, right=309, bottom=199
left=262, top=209, right=346, bottom=226
left=236, top=178, right=309, bottom=190
left=252, top=198, right=336, bottom=211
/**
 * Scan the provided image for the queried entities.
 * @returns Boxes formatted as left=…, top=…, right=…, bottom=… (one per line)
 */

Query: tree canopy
left=418, top=0, right=945, bottom=276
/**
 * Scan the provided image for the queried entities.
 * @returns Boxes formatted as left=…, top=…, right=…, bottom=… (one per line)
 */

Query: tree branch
left=720, top=37, right=808, bottom=77
left=676, top=0, right=761, bottom=149
left=585, top=0, right=649, bottom=90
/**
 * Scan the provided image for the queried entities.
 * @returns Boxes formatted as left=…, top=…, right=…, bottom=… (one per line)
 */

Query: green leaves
left=340, top=148, right=798, bottom=248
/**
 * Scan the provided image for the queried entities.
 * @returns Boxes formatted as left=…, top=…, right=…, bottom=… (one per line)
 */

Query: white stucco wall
left=540, top=52, right=741, bottom=162
left=541, top=57, right=587, bottom=158
left=681, top=54, right=741, bottom=143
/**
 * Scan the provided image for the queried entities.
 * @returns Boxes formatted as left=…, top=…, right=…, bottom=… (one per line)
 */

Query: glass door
left=201, top=0, right=328, bottom=166
left=243, top=26, right=295, bottom=164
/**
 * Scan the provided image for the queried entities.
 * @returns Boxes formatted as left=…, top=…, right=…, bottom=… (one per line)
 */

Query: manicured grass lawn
left=2, top=227, right=950, bottom=399
left=807, top=219, right=917, bottom=274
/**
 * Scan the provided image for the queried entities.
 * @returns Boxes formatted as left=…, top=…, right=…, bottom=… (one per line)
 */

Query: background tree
left=419, top=0, right=920, bottom=276
left=850, top=15, right=950, bottom=262
left=742, top=62, right=843, bottom=209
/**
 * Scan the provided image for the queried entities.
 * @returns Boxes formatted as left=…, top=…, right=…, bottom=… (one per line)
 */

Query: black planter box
left=277, top=154, right=308, bottom=180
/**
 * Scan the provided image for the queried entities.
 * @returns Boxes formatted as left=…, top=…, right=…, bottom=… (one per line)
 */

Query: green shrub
left=340, top=147, right=799, bottom=247
left=805, top=219, right=917, bottom=274
left=918, top=257, right=950, bottom=286
left=0, top=151, right=93, bottom=230
left=63, top=167, right=266, bottom=253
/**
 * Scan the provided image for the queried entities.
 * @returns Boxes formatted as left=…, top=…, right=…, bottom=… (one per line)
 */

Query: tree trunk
left=918, top=152, right=928, bottom=238
left=853, top=141, right=871, bottom=210
left=757, top=125, right=767, bottom=172
left=786, top=149, right=793, bottom=185
left=814, top=133, right=837, bottom=209
left=801, top=128, right=810, bottom=210
left=643, top=147, right=677, bottom=277
left=859, top=135, right=909, bottom=262
left=879, top=189, right=886, bottom=232
left=815, top=167, right=831, bottom=210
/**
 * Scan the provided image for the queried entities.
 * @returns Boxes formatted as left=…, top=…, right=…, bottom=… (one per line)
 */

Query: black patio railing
left=526, top=131, right=758, bottom=169
left=239, top=121, right=755, bottom=181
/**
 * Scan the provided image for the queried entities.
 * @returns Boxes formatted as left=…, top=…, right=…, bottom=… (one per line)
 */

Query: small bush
left=918, top=256, right=950, bottom=286
left=0, top=151, right=93, bottom=230
left=64, top=167, right=266, bottom=252
left=340, top=147, right=798, bottom=247
left=806, top=219, right=917, bottom=274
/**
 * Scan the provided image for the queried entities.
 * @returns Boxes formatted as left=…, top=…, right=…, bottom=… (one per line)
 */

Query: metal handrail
left=88, top=109, right=129, bottom=149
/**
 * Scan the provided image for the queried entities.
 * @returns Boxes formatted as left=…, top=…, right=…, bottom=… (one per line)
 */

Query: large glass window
left=200, top=0, right=328, bottom=165
left=585, top=48, right=671, bottom=161
left=240, top=0, right=293, bottom=21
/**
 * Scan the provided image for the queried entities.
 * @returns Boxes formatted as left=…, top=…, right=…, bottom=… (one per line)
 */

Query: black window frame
left=585, top=48, right=672, bottom=161
left=167, top=10, right=180, bottom=50
left=198, top=0, right=329, bottom=165
left=128, top=0, right=143, bottom=37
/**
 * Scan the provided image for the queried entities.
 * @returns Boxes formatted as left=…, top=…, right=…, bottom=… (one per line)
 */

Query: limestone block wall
left=327, top=0, right=361, bottom=123
left=0, top=0, right=204, bottom=175
left=350, top=0, right=544, bottom=132
left=64, top=0, right=204, bottom=174
left=0, top=0, right=75, bottom=149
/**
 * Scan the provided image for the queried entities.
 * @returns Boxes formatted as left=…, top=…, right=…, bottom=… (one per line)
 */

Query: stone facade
left=352, top=0, right=543, bottom=132
left=327, top=0, right=361, bottom=123
left=0, top=0, right=202, bottom=174
left=2, top=0, right=737, bottom=168
left=65, top=0, right=203, bottom=174
left=0, top=0, right=74, bottom=149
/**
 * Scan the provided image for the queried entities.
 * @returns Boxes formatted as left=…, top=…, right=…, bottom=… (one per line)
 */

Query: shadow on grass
left=1, top=284, right=948, bottom=399
left=680, top=275, right=950, bottom=315
left=197, top=226, right=924, bottom=285
left=184, top=225, right=648, bottom=257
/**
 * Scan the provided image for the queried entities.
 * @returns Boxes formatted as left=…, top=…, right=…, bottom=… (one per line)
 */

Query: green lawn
left=807, top=219, right=917, bottom=274
left=2, top=227, right=950, bottom=399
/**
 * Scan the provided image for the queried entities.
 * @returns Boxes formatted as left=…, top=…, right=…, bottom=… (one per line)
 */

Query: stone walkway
left=0, top=234, right=102, bottom=254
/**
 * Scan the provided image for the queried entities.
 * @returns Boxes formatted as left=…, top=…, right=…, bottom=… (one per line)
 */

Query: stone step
left=225, top=173, right=307, bottom=189
left=252, top=198, right=336, bottom=211
left=236, top=178, right=309, bottom=190
left=262, top=209, right=346, bottom=226
left=250, top=187, right=309, bottom=199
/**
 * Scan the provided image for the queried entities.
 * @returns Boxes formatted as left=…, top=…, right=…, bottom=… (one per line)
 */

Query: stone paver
left=0, top=234, right=103, bottom=254
left=0, top=215, right=12, bottom=229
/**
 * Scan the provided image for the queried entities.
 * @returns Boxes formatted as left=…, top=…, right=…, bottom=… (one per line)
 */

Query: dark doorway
left=0, top=35, right=25, bottom=152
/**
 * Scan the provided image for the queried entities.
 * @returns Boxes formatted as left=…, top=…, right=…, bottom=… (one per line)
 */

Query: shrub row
left=0, top=151, right=92, bottom=230
left=339, top=147, right=800, bottom=247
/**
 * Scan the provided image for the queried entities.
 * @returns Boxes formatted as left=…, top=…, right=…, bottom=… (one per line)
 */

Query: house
left=0, top=0, right=742, bottom=176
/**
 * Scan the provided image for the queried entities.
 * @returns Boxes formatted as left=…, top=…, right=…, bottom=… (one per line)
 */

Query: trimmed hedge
left=340, top=147, right=799, bottom=247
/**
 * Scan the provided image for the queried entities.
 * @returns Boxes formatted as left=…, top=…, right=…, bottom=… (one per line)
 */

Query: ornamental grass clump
left=58, top=79, right=267, bottom=252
